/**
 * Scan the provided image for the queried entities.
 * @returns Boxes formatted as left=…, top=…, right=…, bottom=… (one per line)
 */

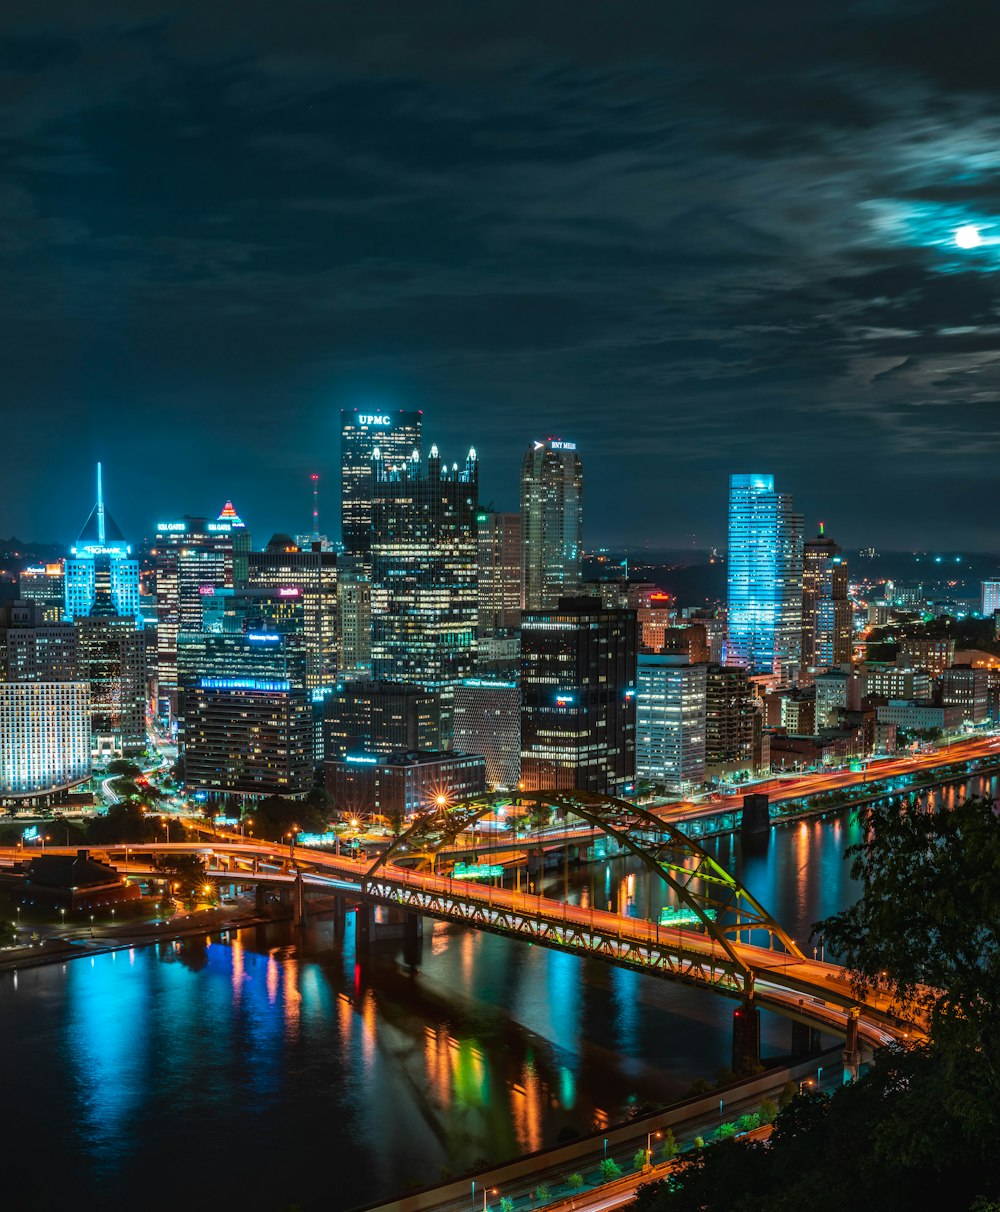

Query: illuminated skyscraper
left=246, top=538, right=338, bottom=690
left=520, top=596, right=636, bottom=794
left=19, top=562, right=65, bottom=623
left=521, top=439, right=583, bottom=610
left=636, top=654, right=706, bottom=793
left=340, top=408, right=422, bottom=558
left=801, top=524, right=851, bottom=682
left=476, top=508, right=522, bottom=633
left=726, top=474, right=803, bottom=680
left=153, top=503, right=249, bottom=719
left=371, top=444, right=479, bottom=706
left=65, top=464, right=140, bottom=623
left=337, top=576, right=372, bottom=679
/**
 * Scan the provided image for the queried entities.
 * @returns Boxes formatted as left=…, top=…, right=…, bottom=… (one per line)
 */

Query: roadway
left=3, top=835, right=918, bottom=1046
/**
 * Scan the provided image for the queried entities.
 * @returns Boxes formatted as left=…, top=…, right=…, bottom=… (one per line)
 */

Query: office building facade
left=0, top=602, right=77, bottom=682
left=246, top=539, right=338, bottom=690
left=371, top=444, right=479, bottom=697
left=726, top=474, right=803, bottom=679
left=0, top=683, right=91, bottom=800
left=521, top=439, right=583, bottom=610
left=341, top=408, right=423, bottom=558
left=476, top=508, right=522, bottom=632
left=636, top=654, right=707, bottom=794
left=801, top=524, right=851, bottom=681
left=452, top=679, right=521, bottom=789
left=183, top=679, right=313, bottom=800
left=75, top=615, right=147, bottom=758
left=336, top=576, right=372, bottom=679
left=704, top=663, right=760, bottom=776
left=326, top=750, right=486, bottom=826
left=520, top=596, right=636, bottom=795
left=324, top=680, right=444, bottom=760
left=19, top=563, right=65, bottom=623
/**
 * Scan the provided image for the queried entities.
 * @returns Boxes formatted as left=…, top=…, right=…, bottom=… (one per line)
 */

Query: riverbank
left=0, top=902, right=281, bottom=973
left=356, top=1048, right=842, bottom=1212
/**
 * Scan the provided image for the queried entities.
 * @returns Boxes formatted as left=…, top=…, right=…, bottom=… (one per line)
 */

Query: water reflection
left=3, top=776, right=991, bottom=1212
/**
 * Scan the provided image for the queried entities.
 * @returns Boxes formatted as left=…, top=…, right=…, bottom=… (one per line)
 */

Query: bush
left=693, top=1136, right=705, bottom=1148
left=737, top=1112, right=761, bottom=1133
left=660, top=1129, right=679, bottom=1160
left=599, top=1159, right=622, bottom=1181
left=758, top=1096, right=778, bottom=1124
left=533, top=1185, right=550, bottom=1202
left=565, top=1173, right=584, bottom=1191
left=717, top=1122, right=737, bottom=1140
left=778, top=1079, right=798, bottom=1109
left=633, top=1148, right=648, bottom=1171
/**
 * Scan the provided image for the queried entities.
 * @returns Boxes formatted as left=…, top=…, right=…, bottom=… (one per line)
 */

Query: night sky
left=2, top=2, right=999, bottom=550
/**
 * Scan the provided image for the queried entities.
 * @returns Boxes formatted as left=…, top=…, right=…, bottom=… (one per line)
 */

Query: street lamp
left=646, top=1129, right=662, bottom=1166
left=484, top=1188, right=497, bottom=1212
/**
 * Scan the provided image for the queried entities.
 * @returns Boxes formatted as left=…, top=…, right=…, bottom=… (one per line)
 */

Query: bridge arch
left=364, top=790, right=805, bottom=981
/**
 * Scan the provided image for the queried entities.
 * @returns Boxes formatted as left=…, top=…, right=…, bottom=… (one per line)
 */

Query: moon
left=955, top=224, right=982, bottom=249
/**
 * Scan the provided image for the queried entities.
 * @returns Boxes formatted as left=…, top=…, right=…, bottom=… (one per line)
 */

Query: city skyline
left=3, top=3, right=1000, bottom=548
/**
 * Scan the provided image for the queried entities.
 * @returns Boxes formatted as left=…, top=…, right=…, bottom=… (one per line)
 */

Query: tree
left=565, top=1173, right=584, bottom=1191
left=819, top=794, right=1000, bottom=1087
left=499, top=1198, right=514, bottom=1212
left=600, top=1158, right=622, bottom=1181
left=248, top=795, right=327, bottom=842
left=737, top=1113, right=760, bottom=1133
left=532, top=1185, right=550, bottom=1203
left=757, top=1097, right=778, bottom=1125
left=660, top=1129, right=679, bottom=1161
left=633, top=1148, right=648, bottom=1171
left=154, top=852, right=209, bottom=901
left=715, top=1123, right=736, bottom=1141
left=107, top=758, right=142, bottom=778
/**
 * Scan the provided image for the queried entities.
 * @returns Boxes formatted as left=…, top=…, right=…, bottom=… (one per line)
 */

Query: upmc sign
left=358, top=414, right=390, bottom=425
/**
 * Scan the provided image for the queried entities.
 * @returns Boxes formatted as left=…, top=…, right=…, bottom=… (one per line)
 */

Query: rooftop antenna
left=96, top=462, right=106, bottom=545
left=819, top=520, right=825, bottom=537
left=311, top=473, right=320, bottom=539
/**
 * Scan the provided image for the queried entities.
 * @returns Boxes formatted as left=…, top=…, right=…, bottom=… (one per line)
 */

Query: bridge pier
left=356, top=903, right=372, bottom=954
left=255, top=884, right=267, bottom=913
left=732, top=1000, right=761, bottom=1075
left=293, top=873, right=306, bottom=927
left=403, top=911, right=423, bottom=966
left=791, top=1020, right=823, bottom=1056
left=332, top=895, right=346, bottom=940
left=740, top=793, right=770, bottom=837
left=843, top=1008, right=861, bottom=1084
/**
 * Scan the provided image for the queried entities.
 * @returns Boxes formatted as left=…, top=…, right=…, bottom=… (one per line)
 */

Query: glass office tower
left=65, top=464, right=140, bottom=623
left=521, top=439, right=583, bottom=610
left=726, top=474, right=803, bottom=680
left=340, top=408, right=422, bottom=559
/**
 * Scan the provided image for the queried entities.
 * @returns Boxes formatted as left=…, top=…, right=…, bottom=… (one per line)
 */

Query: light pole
left=647, top=1129, right=662, bottom=1166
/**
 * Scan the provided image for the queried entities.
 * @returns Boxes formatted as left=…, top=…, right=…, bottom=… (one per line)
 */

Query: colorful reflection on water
left=3, top=775, right=993, bottom=1212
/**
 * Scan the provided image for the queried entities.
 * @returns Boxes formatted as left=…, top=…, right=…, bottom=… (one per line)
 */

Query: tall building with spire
left=521, top=438, right=583, bottom=611
left=726, top=474, right=803, bottom=681
left=65, top=464, right=140, bottom=623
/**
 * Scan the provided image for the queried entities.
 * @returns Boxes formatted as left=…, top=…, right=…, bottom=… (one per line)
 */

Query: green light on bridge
left=453, top=862, right=505, bottom=880
left=659, top=905, right=716, bottom=929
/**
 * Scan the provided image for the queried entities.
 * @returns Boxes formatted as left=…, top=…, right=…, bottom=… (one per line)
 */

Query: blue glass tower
left=726, top=474, right=803, bottom=679
left=65, top=464, right=141, bottom=623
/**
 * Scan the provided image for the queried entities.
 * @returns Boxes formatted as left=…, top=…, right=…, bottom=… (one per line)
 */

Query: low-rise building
left=875, top=699, right=963, bottom=735
left=325, top=750, right=486, bottom=825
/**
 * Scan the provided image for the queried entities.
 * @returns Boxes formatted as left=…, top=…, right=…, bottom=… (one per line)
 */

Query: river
left=3, top=775, right=993, bottom=1211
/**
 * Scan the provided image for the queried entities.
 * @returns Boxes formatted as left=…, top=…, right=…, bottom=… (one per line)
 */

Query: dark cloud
left=0, top=1, right=998, bottom=548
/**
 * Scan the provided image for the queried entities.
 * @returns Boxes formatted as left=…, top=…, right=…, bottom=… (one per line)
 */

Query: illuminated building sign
left=278, top=587, right=301, bottom=597
left=157, top=522, right=187, bottom=532
left=659, top=905, right=717, bottom=928
left=549, top=440, right=576, bottom=451
left=453, top=862, right=505, bottom=880
left=199, top=678, right=291, bottom=692
left=206, top=523, right=231, bottom=533
left=555, top=693, right=575, bottom=704
left=199, top=585, right=216, bottom=596
left=358, top=414, right=391, bottom=425
left=345, top=753, right=378, bottom=764
left=247, top=633, right=280, bottom=643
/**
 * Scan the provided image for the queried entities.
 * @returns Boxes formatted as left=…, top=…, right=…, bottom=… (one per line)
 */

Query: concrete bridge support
left=332, top=895, right=346, bottom=940
left=791, top=1020, right=824, bottom=1056
left=255, top=884, right=267, bottom=913
left=732, top=1000, right=761, bottom=1075
left=356, top=903, right=372, bottom=954
left=403, top=911, right=423, bottom=967
left=843, top=1008, right=861, bottom=1084
left=293, top=873, right=306, bottom=927
left=740, top=793, right=770, bottom=838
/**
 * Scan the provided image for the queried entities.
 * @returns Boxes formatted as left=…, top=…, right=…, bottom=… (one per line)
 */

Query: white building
left=636, top=654, right=707, bottom=793
left=0, top=682, right=91, bottom=799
